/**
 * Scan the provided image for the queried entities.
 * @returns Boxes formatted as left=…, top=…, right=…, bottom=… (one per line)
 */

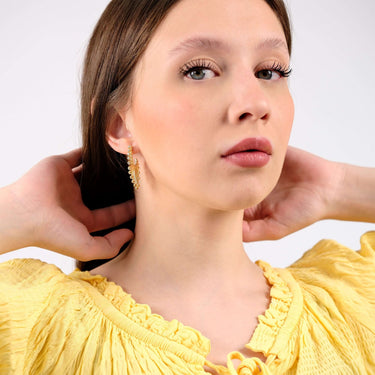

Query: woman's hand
left=242, top=147, right=344, bottom=242
left=0, top=149, right=135, bottom=260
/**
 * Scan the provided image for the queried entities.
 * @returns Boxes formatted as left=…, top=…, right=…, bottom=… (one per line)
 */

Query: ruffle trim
left=204, top=261, right=297, bottom=374
left=247, top=260, right=294, bottom=356
left=70, top=270, right=211, bottom=357
left=71, top=260, right=300, bottom=374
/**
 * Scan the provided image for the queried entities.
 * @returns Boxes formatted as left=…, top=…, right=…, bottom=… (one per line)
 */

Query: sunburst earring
left=127, top=145, right=140, bottom=190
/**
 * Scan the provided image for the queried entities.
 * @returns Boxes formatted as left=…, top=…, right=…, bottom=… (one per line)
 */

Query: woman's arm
left=328, top=164, right=375, bottom=223
left=0, top=185, right=34, bottom=253
left=243, top=147, right=375, bottom=242
left=0, top=149, right=135, bottom=260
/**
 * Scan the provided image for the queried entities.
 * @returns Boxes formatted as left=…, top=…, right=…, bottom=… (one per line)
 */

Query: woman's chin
left=206, top=195, right=269, bottom=212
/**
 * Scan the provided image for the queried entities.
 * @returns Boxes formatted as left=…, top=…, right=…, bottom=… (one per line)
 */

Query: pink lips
left=222, top=137, right=273, bottom=168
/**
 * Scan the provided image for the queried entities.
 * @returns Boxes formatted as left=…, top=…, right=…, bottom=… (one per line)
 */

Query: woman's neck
left=100, top=187, right=265, bottom=302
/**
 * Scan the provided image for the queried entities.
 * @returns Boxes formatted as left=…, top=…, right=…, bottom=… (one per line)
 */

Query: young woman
left=0, top=0, right=374, bottom=374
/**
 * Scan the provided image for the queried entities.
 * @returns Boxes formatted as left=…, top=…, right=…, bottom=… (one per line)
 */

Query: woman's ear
left=106, top=109, right=134, bottom=155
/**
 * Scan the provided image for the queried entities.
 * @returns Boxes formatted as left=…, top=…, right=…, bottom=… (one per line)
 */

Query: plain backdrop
left=0, top=0, right=374, bottom=274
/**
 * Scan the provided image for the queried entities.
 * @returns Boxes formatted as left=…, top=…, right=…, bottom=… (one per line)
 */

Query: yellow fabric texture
left=0, top=232, right=374, bottom=375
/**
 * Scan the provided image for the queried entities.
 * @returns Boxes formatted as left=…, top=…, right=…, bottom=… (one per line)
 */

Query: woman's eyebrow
left=256, top=37, right=288, bottom=53
left=168, top=37, right=230, bottom=56
left=168, top=36, right=288, bottom=57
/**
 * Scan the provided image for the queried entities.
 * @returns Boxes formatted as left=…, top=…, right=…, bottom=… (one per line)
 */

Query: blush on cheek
left=131, top=94, right=193, bottom=158
left=156, top=96, right=198, bottom=133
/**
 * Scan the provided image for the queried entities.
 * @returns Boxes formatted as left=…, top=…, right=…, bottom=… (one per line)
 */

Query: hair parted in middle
left=78, top=0, right=292, bottom=271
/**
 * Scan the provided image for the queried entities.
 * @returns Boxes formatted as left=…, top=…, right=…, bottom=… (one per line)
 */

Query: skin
left=121, top=0, right=294, bottom=212
left=0, top=149, right=135, bottom=259
left=103, top=0, right=294, bottom=366
left=0, top=0, right=374, bottom=371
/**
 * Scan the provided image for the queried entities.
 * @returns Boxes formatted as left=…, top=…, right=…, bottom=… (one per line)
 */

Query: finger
left=60, top=148, right=82, bottom=169
left=37, top=213, right=132, bottom=261
left=88, top=199, right=136, bottom=232
left=73, top=164, right=83, bottom=182
left=243, top=205, right=264, bottom=221
left=242, top=219, right=288, bottom=242
left=79, top=229, right=134, bottom=261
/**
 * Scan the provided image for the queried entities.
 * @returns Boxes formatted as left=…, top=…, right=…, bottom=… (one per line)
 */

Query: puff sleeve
left=0, top=259, right=65, bottom=373
left=287, top=232, right=375, bottom=372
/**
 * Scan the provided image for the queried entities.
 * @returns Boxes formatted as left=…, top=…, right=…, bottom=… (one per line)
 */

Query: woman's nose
left=226, top=77, right=271, bottom=124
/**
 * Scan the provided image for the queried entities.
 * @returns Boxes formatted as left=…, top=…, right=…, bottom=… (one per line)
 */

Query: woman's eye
left=256, top=69, right=281, bottom=81
left=186, top=67, right=216, bottom=80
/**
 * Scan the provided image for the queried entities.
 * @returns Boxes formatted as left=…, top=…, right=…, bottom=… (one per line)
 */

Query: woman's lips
left=222, top=137, right=272, bottom=168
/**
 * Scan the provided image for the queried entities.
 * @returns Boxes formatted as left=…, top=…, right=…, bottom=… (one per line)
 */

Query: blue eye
left=256, top=63, right=292, bottom=81
left=186, top=67, right=216, bottom=80
left=256, top=69, right=282, bottom=81
left=180, top=59, right=217, bottom=80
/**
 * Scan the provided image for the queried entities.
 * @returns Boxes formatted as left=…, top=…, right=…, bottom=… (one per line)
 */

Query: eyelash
left=179, top=59, right=292, bottom=79
left=179, top=59, right=217, bottom=76
left=261, top=61, right=292, bottom=78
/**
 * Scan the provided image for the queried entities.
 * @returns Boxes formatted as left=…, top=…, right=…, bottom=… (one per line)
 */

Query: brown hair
left=78, top=0, right=292, bottom=271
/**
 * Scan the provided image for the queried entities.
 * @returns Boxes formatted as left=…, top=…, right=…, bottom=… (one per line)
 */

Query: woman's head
left=79, top=0, right=293, bottom=269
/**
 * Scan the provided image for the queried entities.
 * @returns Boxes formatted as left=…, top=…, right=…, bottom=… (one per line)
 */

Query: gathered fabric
left=0, top=232, right=374, bottom=374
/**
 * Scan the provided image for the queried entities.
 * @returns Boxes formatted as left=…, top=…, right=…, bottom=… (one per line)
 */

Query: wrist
left=321, top=160, right=346, bottom=221
left=325, top=162, right=375, bottom=223
left=0, top=184, right=36, bottom=254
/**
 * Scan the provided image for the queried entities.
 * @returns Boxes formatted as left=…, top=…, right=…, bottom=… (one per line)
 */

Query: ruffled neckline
left=69, top=268, right=210, bottom=358
left=69, top=260, right=302, bottom=372
left=248, top=261, right=302, bottom=360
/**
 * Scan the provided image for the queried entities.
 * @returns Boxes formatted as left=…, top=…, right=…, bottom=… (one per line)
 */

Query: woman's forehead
left=147, top=0, right=286, bottom=54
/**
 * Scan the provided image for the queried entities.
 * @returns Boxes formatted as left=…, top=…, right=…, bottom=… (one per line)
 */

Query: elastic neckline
left=249, top=261, right=303, bottom=360
left=69, top=260, right=302, bottom=370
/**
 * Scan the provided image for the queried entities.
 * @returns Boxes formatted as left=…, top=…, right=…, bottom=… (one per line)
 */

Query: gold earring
left=127, top=145, right=140, bottom=190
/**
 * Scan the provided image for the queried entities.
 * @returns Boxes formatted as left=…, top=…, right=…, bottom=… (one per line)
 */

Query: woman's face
left=122, top=0, right=294, bottom=210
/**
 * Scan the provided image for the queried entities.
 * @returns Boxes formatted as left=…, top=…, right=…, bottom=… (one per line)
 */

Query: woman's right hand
left=0, top=149, right=135, bottom=261
left=242, top=147, right=375, bottom=242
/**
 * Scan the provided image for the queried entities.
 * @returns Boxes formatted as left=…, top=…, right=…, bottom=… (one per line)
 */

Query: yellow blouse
left=1, top=232, right=375, bottom=375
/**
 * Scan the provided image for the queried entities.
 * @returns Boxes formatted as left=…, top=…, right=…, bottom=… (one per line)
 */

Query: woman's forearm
left=0, top=150, right=135, bottom=260
left=0, top=185, right=34, bottom=254
left=328, top=163, right=375, bottom=224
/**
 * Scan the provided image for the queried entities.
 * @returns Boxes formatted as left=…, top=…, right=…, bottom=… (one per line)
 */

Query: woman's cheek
left=275, top=93, right=294, bottom=141
left=132, top=94, right=196, bottom=164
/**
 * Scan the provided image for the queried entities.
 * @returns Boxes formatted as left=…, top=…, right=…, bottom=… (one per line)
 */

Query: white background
left=0, top=1, right=374, bottom=274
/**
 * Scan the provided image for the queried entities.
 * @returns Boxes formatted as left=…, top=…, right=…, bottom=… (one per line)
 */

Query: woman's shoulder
left=0, top=259, right=123, bottom=374
left=289, top=231, right=375, bottom=268
left=0, top=257, right=115, bottom=310
left=0, top=258, right=104, bottom=317
left=286, top=231, right=375, bottom=331
left=0, top=258, right=98, bottom=323
left=277, top=232, right=375, bottom=372
left=0, top=258, right=67, bottom=287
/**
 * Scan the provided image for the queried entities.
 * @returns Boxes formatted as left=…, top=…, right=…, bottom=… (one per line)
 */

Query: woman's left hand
left=0, top=149, right=135, bottom=260
left=242, top=147, right=344, bottom=242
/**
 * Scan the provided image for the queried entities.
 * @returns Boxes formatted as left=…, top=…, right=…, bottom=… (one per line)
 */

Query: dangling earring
left=127, top=145, right=140, bottom=190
